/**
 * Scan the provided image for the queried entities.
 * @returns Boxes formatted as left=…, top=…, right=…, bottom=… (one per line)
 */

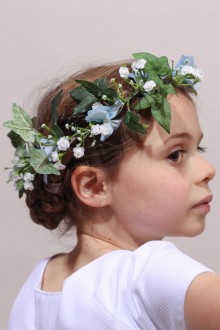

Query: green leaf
left=70, top=86, right=97, bottom=114
left=7, top=130, right=23, bottom=148
left=124, top=112, right=147, bottom=134
left=16, top=141, right=30, bottom=158
left=157, top=56, right=171, bottom=76
left=75, top=80, right=103, bottom=98
left=133, top=52, right=171, bottom=77
left=29, top=147, right=60, bottom=175
left=133, top=52, right=158, bottom=63
left=135, top=94, right=154, bottom=110
left=94, top=77, right=109, bottom=90
left=50, top=90, right=64, bottom=137
left=3, top=104, right=36, bottom=142
left=151, top=99, right=171, bottom=133
left=162, top=83, right=177, bottom=95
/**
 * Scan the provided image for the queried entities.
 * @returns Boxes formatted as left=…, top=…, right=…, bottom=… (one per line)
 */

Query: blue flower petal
left=40, top=138, right=55, bottom=156
left=86, top=101, right=123, bottom=123
left=175, top=55, right=194, bottom=69
left=86, top=108, right=110, bottom=123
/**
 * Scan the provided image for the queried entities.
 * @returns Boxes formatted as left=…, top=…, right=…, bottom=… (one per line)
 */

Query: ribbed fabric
left=8, top=241, right=213, bottom=330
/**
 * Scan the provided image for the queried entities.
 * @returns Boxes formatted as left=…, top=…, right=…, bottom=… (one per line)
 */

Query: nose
left=195, top=155, right=216, bottom=184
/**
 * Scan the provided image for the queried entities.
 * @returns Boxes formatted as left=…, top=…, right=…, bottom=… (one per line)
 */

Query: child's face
left=109, top=93, right=216, bottom=246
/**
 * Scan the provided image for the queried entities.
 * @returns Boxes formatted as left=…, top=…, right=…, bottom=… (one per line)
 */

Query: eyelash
left=168, top=146, right=206, bottom=162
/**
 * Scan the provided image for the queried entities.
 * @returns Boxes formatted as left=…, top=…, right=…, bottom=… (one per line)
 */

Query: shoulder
left=185, top=272, right=220, bottom=329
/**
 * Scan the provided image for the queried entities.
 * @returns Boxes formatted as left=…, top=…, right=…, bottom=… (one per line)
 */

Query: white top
left=8, top=241, right=212, bottom=330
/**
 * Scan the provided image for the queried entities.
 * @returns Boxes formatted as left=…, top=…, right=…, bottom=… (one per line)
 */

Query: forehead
left=144, top=93, right=202, bottom=147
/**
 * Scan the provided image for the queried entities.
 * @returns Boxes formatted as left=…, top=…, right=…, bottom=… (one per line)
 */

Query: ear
left=71, top=166, right=112, bottom=208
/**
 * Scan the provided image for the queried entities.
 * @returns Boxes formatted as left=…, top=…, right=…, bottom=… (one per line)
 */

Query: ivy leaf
left=133, top=53, right=171, bottom=77
left=94, top=77, right=109, bottom=90
left=7, top=130, right=23, bottom=148
left=135, top=94, right=154, bottom=110
left=157, top=56, right=171, bottom=76
left=151, top=99, right=171, bottom=133
left=70, top=86, right=97, bottom=115
left=124, top=112, right=147, bottom=134
left=29, top=147, right=60, bottom=175
left=50, top=90, right=64, bottom=137
left=3, top=103, right=36, bottom=142
left=162, top=83, right=177, bottom=96
left=75, top=80, right=103, bottom=98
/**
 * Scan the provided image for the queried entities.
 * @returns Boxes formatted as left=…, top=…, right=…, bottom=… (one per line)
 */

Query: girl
left=4, top=52, right=220, bottom=329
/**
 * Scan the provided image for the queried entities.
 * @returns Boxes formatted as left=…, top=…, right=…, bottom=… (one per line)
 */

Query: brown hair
left=25, top=63, right=191, bottom=232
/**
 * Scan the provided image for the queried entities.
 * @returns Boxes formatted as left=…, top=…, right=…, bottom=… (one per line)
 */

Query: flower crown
left=3, top=52, right=202, bottom=197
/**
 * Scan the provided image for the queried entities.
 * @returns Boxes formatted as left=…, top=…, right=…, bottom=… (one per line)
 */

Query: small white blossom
left=193, top=68, right=204, bottom=80
left=111, top=78, right=115, bottom=82
left=118, top=84, right=122, bottom=89
left=57, top=137, right=70, bottom=151
left=54, top=162, right=66, bottom=170
left=91, top=124, right=101, bottom=135
left=143, top=80, right=156, bottom=92
left=100, top=123, right=113, bottom=137
left=23, top=172, right=35, bottom=182
left=71, top=126, right=76, bottom=131
left=180, top=65, right=203, bottom=80
left=51, top=151, right=59, bottom=162
left=41, top=123, right=46, bottom=128
left=131, top=58, right=147, bottom=70
left=119, top=66, right=129, bottom=78
left=47, top=135, right=52, bottom=139
left=11, top=156, right=20, bottom=165
left=180, top=65, right=195, bottom=75
left=102, top=95, right=107, bottom=100
left=92, top=102, right=102, bottom=109
left=65, top=124, right=70, bottom=129
left=24, top=181, right=34, bottom=191
left=73, top=146, right=85, bottom=158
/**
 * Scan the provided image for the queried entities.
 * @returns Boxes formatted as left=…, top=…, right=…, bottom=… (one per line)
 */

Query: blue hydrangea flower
left=86, top=100, right=122, bottom=125
left=175, top=55, right=194, bottom=70
left=40, top=138, right=55, bottom=156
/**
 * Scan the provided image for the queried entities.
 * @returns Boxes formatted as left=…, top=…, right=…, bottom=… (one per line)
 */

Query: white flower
left=92, top=102, right=102, bottom=109
left=24, top=181, right=34, bottom=191
left=11, top=156, right=20, bottom=165
left=102, top=95, right=107, bottom=100
left=65, top=124, right=70, bottom=129
left=54, top=162, right=66, bottom=170
left=180, top=65, right=195, bottom=75
left=119, top=66, right=129, bottom=78
left=180, top=65, right=203, bottom=80
left=193, top=68, right=204, bottom=80
left=73, top=146, right=85, bottom=158
left=91, top=124, right=101, bottom=135
left=57, top=137, right=70, bottom=151
left=23, top=172, right=35, bottom=182
left=143, top=80, right=156, bottom=92
left=100, top=123, right=113, bottom=137
left=51, top=151, right=59, bottom=162
left=118, top=84, right=122, bottom=89
left=131, top=58, right=147, bottom=70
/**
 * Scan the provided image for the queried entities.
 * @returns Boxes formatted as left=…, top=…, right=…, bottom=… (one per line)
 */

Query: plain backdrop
left=1, top=0, right=220, bottom=328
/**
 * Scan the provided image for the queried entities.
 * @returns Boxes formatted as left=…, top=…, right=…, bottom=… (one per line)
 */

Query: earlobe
left=71, top=166, right=112, bottom=207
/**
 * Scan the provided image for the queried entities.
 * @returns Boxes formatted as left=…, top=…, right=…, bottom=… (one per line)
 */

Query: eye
left=168, top=150, right=184, bottom=162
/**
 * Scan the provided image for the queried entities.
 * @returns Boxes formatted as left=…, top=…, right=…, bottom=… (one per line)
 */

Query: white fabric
left=8, top=241, right=212, bottom=330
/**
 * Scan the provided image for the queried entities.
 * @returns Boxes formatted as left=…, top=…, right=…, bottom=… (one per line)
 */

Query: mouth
left=192, top=195, right=213, bottom=213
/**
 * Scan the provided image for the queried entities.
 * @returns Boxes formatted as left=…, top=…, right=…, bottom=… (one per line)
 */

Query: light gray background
left=1, top=0, right=220, bottom=328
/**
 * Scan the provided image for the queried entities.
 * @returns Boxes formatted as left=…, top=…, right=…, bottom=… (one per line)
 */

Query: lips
left=194, top=195, right=213, bottom=207
left=192, top=195, right=213, bottom=213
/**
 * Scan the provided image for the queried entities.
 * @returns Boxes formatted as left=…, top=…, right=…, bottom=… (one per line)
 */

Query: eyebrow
left=164, top=132, right=204, bottom=144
